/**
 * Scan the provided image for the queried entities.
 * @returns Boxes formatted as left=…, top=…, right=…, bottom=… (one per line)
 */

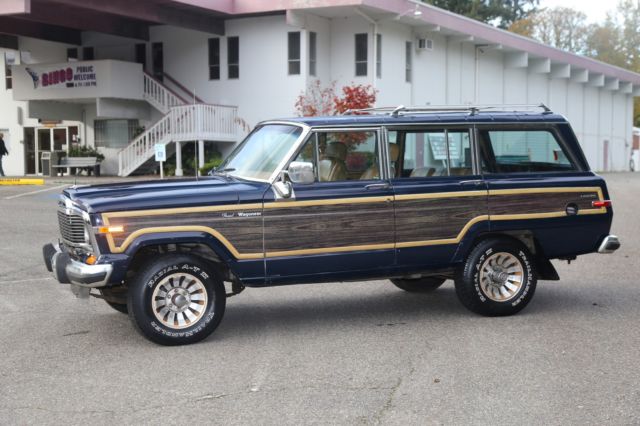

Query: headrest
left=388, top=144, right=400, bottom=162
left=325, top=142, right=347, bottom=161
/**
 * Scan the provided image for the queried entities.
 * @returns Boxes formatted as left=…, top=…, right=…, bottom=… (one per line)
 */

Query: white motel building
left=1, top=0, right=639, bottom=176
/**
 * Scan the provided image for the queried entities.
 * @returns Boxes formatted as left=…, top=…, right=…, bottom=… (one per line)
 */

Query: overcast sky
left=539, top=0, right=613, bottom=22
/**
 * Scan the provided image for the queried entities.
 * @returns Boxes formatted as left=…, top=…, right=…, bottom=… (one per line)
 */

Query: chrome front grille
left=57, top=210, right=87, bottom=245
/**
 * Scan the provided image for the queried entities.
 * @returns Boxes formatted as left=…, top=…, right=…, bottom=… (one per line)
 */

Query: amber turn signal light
left=96, top=225, right=124, bottom=234
left=86, top=255, right=97, bottom=265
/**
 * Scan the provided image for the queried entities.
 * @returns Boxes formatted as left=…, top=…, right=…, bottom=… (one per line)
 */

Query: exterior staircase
left=118, top=72, right=239, bottom=176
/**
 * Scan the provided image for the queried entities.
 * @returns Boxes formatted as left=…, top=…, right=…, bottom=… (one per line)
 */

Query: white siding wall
left=0, top=37, right=80, bottom=176
left=0, top=14, right=635, bottom=174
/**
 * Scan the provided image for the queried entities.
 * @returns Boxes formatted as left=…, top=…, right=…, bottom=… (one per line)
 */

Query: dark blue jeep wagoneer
left=43, top=105, right=620, bottom=345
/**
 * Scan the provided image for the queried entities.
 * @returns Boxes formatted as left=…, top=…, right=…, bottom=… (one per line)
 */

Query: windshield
left=219, top=124, right=304, bottom=181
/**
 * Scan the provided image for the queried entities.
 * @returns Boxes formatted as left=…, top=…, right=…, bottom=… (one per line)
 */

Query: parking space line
left=0, top=277, right=54, bottom=284
left=3, top=184, right=68, bottom=200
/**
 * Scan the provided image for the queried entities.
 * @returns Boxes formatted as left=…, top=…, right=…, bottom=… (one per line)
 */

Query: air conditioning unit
left=416, top=38, right=433, bottom=51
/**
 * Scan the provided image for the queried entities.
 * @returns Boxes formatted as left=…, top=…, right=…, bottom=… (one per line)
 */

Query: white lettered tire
left=128, top=254, right=226, bottom=345
left=455, top=238, right=537, bottom=316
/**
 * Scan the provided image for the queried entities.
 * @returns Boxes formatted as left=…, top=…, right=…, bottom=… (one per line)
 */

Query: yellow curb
left=0, top=178, right=45, bottom=185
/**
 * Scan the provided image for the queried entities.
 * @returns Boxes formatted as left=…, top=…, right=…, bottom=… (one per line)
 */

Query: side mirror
left=288, top=161, right=315, bottom=185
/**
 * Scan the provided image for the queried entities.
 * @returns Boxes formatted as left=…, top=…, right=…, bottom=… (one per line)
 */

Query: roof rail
left=343, top=103, right=552, bottom=117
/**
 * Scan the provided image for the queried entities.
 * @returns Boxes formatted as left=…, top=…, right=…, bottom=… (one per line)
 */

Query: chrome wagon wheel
left=478, top=252, right=524, bottom=302
left=151, top=273, right=209, bottom=329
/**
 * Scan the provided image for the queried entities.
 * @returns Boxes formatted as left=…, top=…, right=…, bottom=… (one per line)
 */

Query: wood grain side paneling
left=264, top=201, right=394, bottom=252
left=108, top=209, right=263, bottom=254
left=395, top=196, right=487, bottom=242
left=489, top=191, right=599, bottom=216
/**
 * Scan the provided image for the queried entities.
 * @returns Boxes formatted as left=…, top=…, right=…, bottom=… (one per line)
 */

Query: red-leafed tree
left=295, top=81, right=377, bottom=117
left=333, top=84, right=377, bottom=115
left=294, top=80, right=336, bottom=117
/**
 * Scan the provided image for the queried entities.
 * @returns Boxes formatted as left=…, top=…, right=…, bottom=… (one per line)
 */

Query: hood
left=63, top=176, right=268, bottom=214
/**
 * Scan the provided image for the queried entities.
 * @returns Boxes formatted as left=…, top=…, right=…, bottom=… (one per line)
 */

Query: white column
left=175, top=141, right=183, bottom=177
left=198, top=140, right=205, bottom=170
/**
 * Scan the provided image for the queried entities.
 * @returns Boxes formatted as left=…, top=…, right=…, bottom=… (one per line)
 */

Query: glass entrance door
left=24, top=126, right=75, bottom=175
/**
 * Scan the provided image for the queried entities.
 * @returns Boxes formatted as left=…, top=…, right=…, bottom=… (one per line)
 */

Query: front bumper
left=43, top=242, right=113, bottom=287
left=598, top=234, right=620, bottom=254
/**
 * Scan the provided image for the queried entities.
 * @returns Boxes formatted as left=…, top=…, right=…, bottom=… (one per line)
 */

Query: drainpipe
left=354, top=8, right=377, bottom=92
left=474, top=45, right=489, bottom=104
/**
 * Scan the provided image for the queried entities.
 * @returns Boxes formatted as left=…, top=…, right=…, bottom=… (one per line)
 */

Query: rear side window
left=389, top=129, right=473, bottom=178
left=480, top=129, right=577, bottom=173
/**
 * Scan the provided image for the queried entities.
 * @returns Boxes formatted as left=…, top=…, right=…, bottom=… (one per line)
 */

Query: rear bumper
left=43, top=243, right=113, bottom=287
left=598, top=235, right=620, bottom=254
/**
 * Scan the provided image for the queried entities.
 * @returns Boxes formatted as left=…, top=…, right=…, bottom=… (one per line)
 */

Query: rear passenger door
left=388, top=127, right=489, bottom=269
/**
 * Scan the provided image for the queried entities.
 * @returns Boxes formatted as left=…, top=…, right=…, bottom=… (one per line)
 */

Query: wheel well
left=464, top=231, right=559, bottom=280
left=126, top=243, right=233, bottom=284
left=470, top=231, right=538, bottom=255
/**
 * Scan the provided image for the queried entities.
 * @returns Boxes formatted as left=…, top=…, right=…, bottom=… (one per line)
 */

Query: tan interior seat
left=410, top=167, right=436, bottom=177
left=319, top=142, right=348, bottom=181
left=360, top=143, right=399, bottom=180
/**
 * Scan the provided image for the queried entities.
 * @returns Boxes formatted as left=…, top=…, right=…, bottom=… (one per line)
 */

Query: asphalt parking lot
left=0, top=174, right=639, bottom=425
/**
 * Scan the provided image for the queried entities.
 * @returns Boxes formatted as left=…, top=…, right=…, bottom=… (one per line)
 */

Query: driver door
left=263, top=128, right=396, bottom=282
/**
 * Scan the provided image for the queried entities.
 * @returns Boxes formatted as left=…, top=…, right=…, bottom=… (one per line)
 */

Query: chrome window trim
left=383, top=126, right=475, bottom=178
left=276, top=125, right=385, bottom=184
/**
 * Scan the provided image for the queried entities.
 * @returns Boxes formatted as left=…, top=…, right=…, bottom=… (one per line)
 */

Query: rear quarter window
left=480, top=129, right=577, bottom=173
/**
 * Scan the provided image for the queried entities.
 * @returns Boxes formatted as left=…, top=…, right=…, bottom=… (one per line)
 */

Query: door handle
left=459, top=179, right=484, bottom=186
left=365, top=183, right=391, bottom=190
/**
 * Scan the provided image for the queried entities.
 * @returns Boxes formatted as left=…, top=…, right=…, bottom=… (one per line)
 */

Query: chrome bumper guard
left=598, top=235, right=620, bottom=254
left=43, top=242, right=113, bottom=288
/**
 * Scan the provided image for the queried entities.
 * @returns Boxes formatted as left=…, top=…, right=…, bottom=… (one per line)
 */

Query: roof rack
left=343, top=103, right=552, bottom=117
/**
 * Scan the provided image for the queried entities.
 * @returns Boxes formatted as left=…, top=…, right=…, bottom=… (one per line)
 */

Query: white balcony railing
left=143, top=73, right=187, bottom=114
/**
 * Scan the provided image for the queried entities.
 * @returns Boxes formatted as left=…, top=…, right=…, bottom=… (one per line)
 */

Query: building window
left=309, top=31, right=317, bottom=76
left=67, top=48, right=78, bottom=62
left=152, top=42, right=163, bottom=81
left=4, top=51, right=15, bottom=90
left=405, top=41, right=412, bottom=83
left=376, top=33, right=382, bottom=78
left=94, top=119, right=139, bottom=148
left=82, top=46, right=94, bottom=60
left=228, top=36, right=239, bottom=79
left=135, top=44, right=146, bottom=70
left=355, top=33, right=367, bottom=76
left=288, top=32, right=301, bottom=75
left=208, top=38, right=220, bottom=80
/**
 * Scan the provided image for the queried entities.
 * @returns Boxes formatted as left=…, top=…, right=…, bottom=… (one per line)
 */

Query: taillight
left=592, top=200, right=612, bottom=208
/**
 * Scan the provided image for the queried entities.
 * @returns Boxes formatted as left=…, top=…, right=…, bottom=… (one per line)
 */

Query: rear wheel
left=390, top=277, right=446, bottom=293
left=455, top=238, right=537, bottom=316
left=127, top=254, right=226, bottom=346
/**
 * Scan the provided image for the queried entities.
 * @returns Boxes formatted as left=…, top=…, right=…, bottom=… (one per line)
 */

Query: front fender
left=123, top=231, right=237, bottom=264
left=120, top=231, right=265, bottom=284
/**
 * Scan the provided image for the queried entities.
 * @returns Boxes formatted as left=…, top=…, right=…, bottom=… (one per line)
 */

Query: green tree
left=510, top=1, right=640, bottom=124
left=510, top=7, right=590, bottom=53
left=422, top=0, right=539, bottom=28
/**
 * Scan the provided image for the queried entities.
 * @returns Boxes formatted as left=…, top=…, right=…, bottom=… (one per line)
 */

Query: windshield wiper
left=209, top=167, right=236, bottom=181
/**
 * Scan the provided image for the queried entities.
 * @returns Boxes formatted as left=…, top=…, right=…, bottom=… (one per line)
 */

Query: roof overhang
left=213, top=0, right=640, bottom=89
left=0, top=0, right=227, bottom=43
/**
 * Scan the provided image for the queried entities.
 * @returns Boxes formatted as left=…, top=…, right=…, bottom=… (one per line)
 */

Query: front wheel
left=455, top=238, right=537, bottom=316
left=127, top=255, right=226, bottom=346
